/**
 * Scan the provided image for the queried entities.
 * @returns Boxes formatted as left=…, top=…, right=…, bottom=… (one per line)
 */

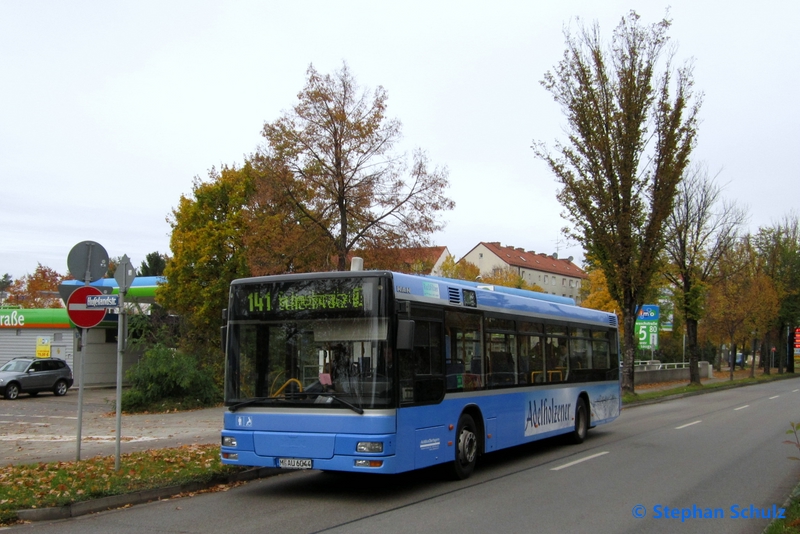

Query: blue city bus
left=220, top=270, right=620, bottom=479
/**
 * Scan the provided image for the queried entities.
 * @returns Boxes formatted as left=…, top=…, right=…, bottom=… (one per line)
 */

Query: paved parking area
left=0, top=387, right=222, bottom=465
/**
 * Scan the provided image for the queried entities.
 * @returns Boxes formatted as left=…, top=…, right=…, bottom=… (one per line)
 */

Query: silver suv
left=0, top=357, right=74, bottom=400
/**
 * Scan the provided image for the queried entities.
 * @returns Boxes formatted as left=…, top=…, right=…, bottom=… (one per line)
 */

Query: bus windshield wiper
left=307, top=392, right=364, bottom=415
left=228, top=393, right=363, bottom=415
left=228, top=397, right=273, bottom=412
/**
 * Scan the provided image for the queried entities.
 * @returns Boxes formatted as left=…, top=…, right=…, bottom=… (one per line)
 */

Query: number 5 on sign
left=637, top=324, right=648, bottom=341
left=637, top=323, right=659, bottom=349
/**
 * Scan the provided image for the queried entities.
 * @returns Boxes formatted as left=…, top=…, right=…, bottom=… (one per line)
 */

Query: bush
left=122, top=344, right=221, bottom=412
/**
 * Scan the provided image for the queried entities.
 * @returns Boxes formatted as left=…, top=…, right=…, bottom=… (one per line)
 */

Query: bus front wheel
left=450, top=413, right=478, bottom=480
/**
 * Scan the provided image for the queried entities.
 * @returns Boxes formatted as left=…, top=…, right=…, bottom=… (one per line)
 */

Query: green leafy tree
left=0, top=274, right=12, bottom=293
left=663, top=163, right=746, bottom=384
left=122, top=344, right=220, bottom=411
left=258, top=63, right=455, bottom=271
left=533, top=11, right=702, bottom=393
left=139, top=252, right=168, bottom=277
left=158, top=165, right=254, bottom=371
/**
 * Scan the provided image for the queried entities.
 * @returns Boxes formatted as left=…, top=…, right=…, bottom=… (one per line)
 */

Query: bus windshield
left=225, top=276, right=392, bottom=410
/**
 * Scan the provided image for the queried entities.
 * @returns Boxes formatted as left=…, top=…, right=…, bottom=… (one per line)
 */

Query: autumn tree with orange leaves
left=580, top=266, right=621, bottom=319
left=257, top=63, right=454, bottom=271
left=5, top=264, right=68, bottom=308
left=480, top=267, right=544, bottom=292
left=439, top=256, right=481, bottom=282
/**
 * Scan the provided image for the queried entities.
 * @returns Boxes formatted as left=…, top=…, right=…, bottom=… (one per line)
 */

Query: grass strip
left=0, top=444, right=244, bottom=526
left=622, top=371, right=799, bottom=405
left=763, top=491, right=800, bottom=533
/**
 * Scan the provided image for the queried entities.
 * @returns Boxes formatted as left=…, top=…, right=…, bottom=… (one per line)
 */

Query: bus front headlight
left=356, top=441, right=383, bottom=453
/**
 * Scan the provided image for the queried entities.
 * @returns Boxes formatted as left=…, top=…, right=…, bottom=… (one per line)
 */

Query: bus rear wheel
left=450, top=414, right=478, bottom=480
left=569, top=398, right=589, bottom=444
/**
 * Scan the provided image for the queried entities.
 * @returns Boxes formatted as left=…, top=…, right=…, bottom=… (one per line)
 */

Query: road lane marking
left=675, top=421, right=702, bottom=429
left=551, top=451, right=609, bottom=471
left=793, top=389, right=798, bottom=393
left=734, top=405, right=749, bottom=411
left=769, top=395, right=780, bottom=399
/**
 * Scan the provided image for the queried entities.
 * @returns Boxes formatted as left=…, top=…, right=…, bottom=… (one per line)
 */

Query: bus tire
left=570, top=397, right=589, bottom=444
left=450, top=413, right=478, bottom=480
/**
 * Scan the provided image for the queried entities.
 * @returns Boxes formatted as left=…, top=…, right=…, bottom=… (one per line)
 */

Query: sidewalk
left=0, top=387, right=222, bottom=466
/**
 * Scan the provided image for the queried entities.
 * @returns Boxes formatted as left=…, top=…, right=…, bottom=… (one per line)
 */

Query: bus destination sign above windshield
left=246, top=287, right=364, bottom=314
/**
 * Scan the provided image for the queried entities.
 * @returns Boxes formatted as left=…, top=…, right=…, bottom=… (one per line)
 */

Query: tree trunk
left=729, top=341, right=737, bottom=381
left=686, top=318, right=701, bottom=385
left=621, top=312, right=636, bottom=394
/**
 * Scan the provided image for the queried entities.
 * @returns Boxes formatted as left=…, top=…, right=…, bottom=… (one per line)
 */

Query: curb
left=16, top=467, right=280, bottom=522
left=762, top=473, right=800, bottom=533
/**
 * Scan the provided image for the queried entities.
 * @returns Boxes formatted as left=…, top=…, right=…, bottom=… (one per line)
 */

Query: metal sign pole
left=66, top=240, right=110, bottom=463
left=115, top=292, right=125, bottom=470
left=114, top=255, right=135, bottom=471
left=76, top=243, right=93, bottom=463
left=76, top=327, right=86, bottom=461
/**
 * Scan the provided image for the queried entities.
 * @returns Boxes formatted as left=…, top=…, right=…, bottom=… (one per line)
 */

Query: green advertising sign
left=636, top=322, right=659, bottom=350
left=635, top=304, right=659, bottom=350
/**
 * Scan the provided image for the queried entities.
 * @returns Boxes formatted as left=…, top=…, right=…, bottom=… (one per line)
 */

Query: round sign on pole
left=67, top=286, right=107, bottom=328
left=67, top=241, right=109, bottom=283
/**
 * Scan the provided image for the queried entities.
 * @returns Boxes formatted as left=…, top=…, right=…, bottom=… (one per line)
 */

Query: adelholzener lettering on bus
left=525, top=398, right=573, bottom=431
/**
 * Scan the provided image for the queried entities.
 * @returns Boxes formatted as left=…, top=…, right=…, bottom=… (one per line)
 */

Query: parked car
left=0, top=357, right=74, bottom=400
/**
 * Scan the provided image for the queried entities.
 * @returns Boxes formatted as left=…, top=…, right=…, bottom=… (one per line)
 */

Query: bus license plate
left=278, top=458, right=312, bottom=469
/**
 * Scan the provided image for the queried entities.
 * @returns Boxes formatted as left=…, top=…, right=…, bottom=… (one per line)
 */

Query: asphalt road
left=0, top=387, right=221, bottom=464
left=5, top=377, right=800, bottom=533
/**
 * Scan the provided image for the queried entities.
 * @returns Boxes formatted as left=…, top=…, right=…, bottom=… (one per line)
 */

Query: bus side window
left=444, top=311, right=483, bottom=392
left=399, top=318, right=444, bottom=404
left=520, top=335, right=544, bottom=384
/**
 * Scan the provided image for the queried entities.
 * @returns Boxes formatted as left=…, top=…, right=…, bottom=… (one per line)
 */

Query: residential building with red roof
left=460, top=242, right=587, bottom=303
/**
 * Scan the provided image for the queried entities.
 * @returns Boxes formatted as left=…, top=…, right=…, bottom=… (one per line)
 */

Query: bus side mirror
left=396, top=320, right=415, bottom=351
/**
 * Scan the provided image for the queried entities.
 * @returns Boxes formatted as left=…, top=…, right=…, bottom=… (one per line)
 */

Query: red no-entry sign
left=67, top=286, right=106, bottom=328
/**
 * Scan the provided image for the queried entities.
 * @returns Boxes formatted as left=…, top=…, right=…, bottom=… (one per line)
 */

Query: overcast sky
left=1, top=1, right=798, bottom=280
